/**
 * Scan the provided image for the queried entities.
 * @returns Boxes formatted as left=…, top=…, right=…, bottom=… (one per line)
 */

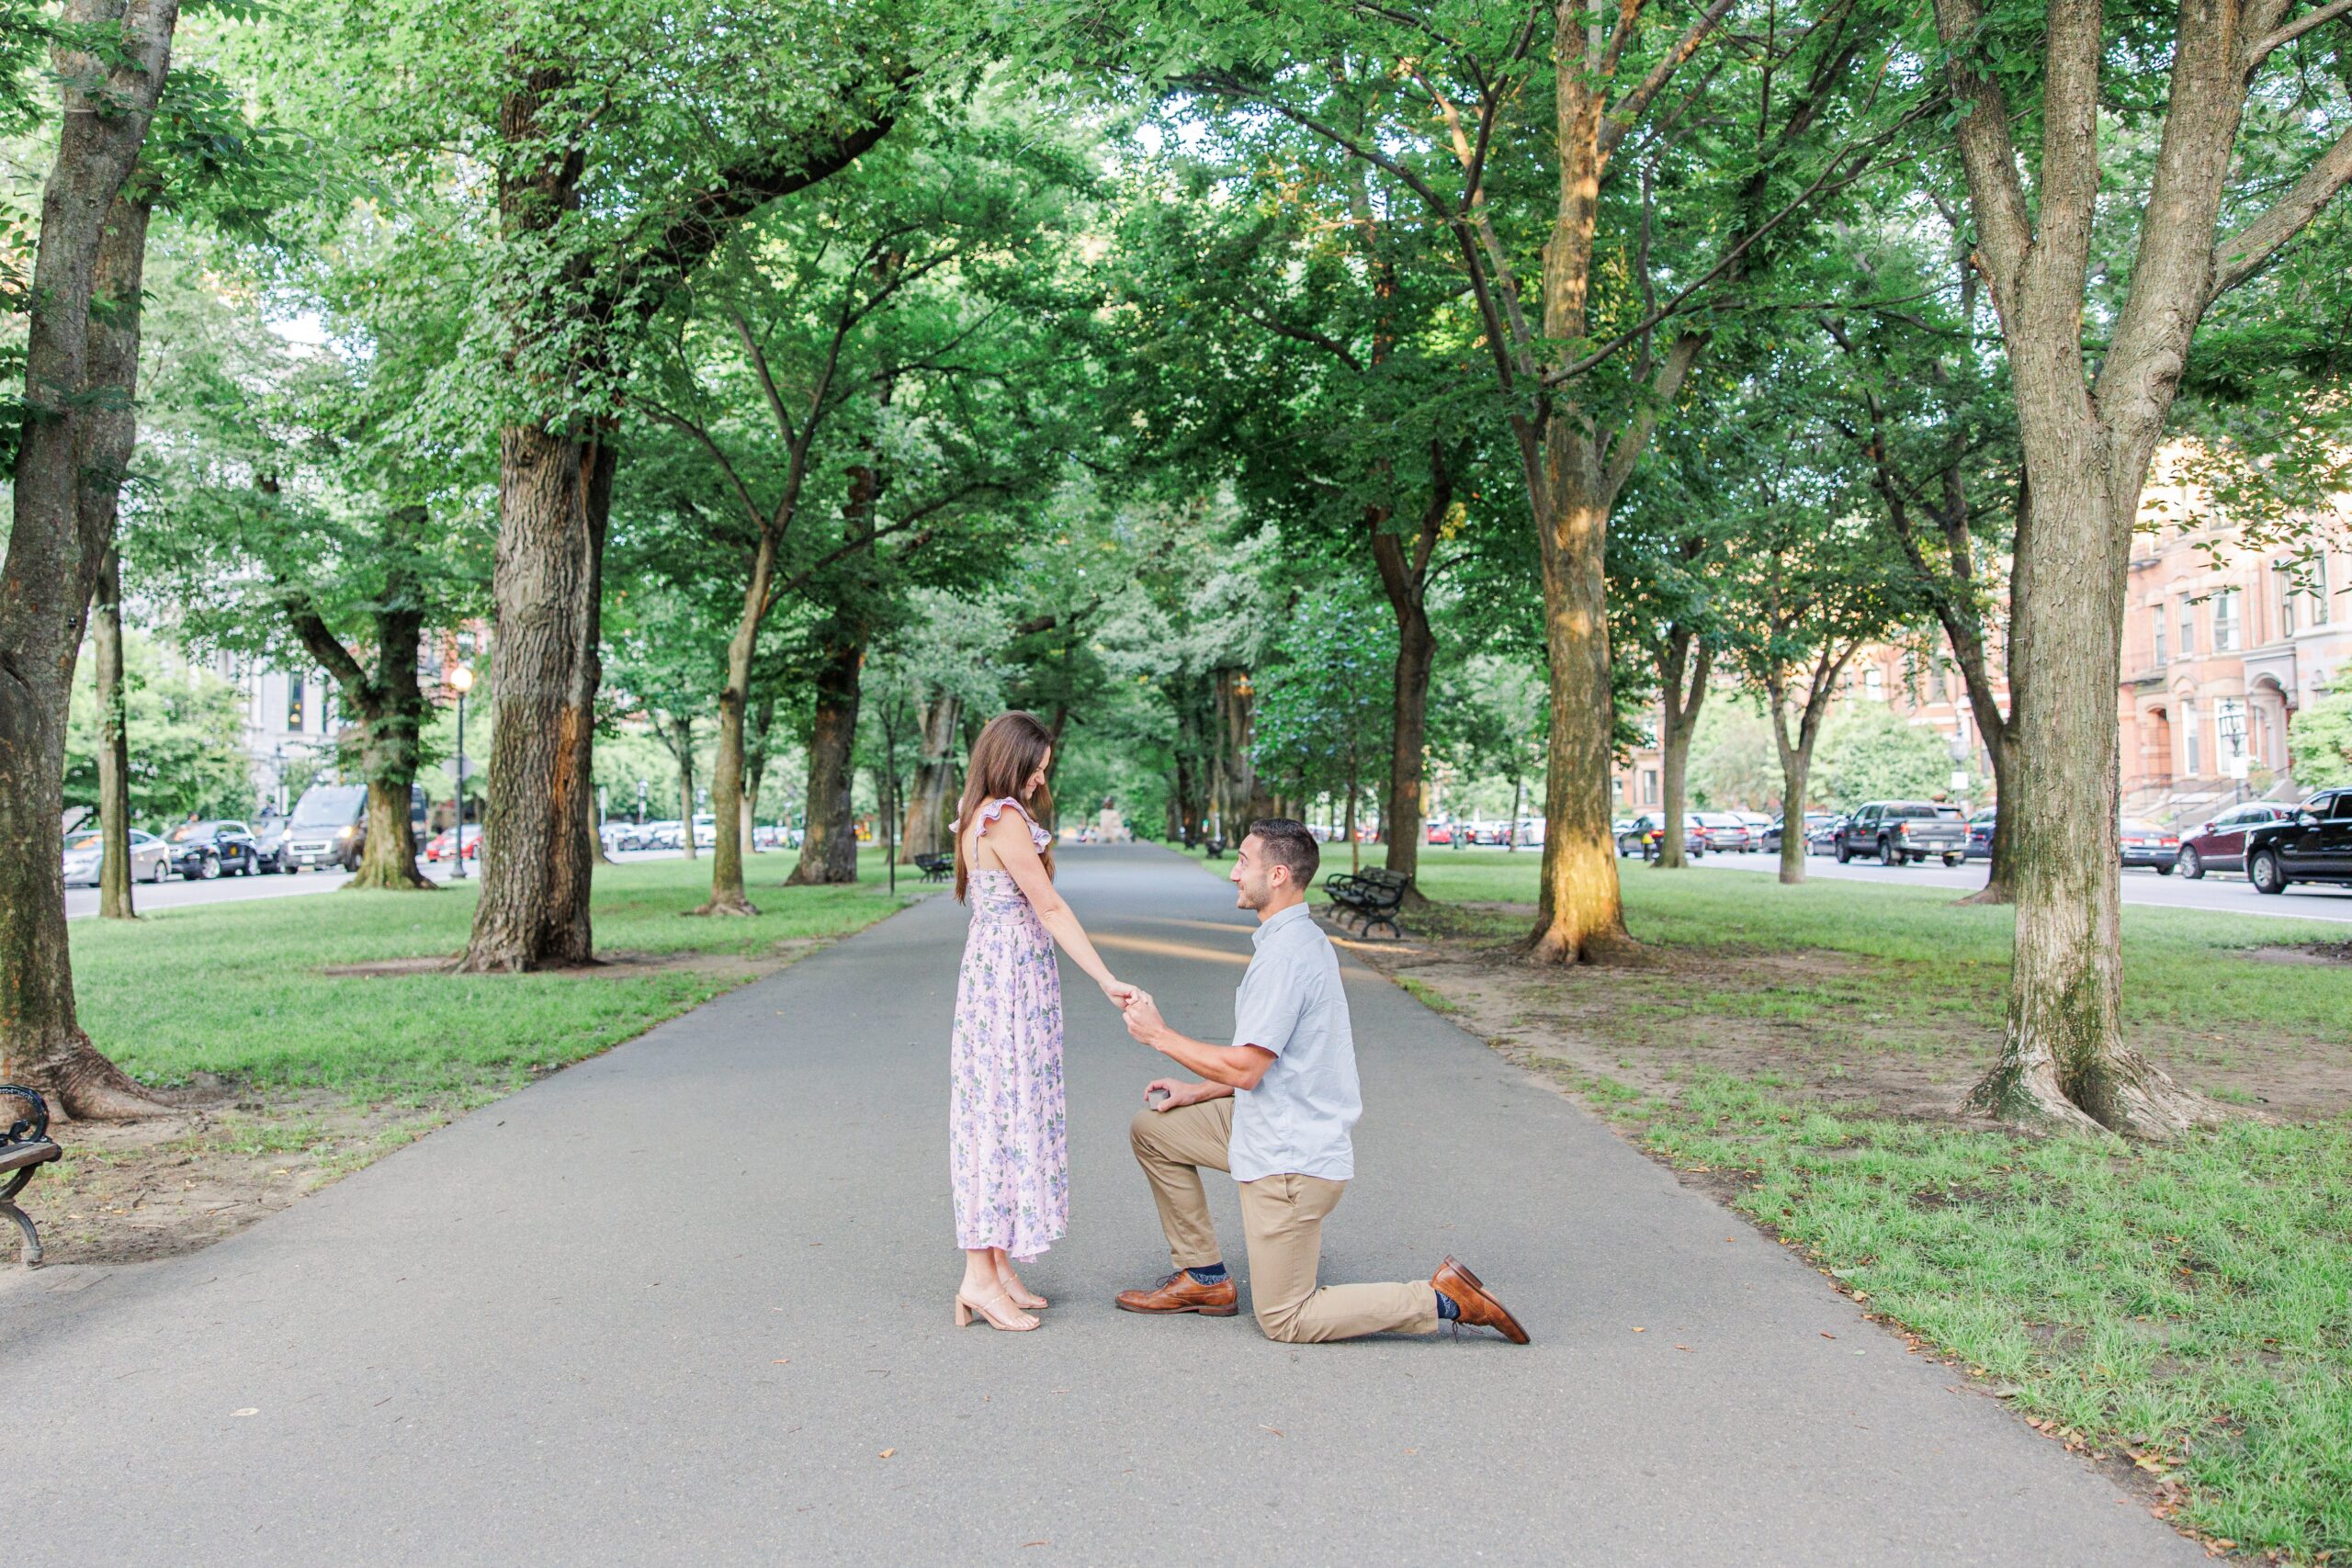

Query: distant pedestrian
left=946, top=711, right=1140, bottom=1332
left=1113, top=818, right=1529, bottom=1345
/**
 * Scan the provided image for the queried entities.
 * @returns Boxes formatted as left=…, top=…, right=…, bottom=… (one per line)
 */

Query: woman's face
left=1024, top=750, right=1052, bottom=800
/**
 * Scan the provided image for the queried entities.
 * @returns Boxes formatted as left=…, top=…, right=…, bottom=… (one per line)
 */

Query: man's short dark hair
left=1247, top=818, right=1319, bottom=887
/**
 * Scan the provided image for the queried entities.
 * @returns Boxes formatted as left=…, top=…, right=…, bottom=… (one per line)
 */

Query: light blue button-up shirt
left=1227, top=901, right=1363, bottom=1183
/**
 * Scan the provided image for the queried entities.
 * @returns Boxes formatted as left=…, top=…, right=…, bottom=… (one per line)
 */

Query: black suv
left=2245, top=791, right=2352, bottom=896
left=1835, top=801, right=1970, bottom=867
left=164, top=819, right=261, bottom=879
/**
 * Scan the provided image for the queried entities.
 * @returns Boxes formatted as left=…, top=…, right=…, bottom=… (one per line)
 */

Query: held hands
left=1101, top=976, right=1147, bottom=1010
left=1121, top=991, right=1167, bottom=1047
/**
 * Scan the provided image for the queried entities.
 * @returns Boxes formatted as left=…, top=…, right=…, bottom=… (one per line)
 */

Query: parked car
left=61, top=828, right=173, bottom=886
left=1691, top=812, right=1756, bottom=853
left=1736, top=811, right=1774, bottom=839
left=1617, top=813, right=1704, bottom=861
left=2244, top=790, right=2352, bottom=896
left=639, top=819, right=684, bottom=850
left=601, top=821, right=646, bottom=852
left=693, top=814, right=718, bottom=849
left=279, top=783, right=426, bottom=872
left=2119, top=818, right=2182, bottom=874
left=252, top=817, right=290, bottom=873
left=1424, top=818, right=1454, bottom=846
left=2176, top=801, right=2299, bottom=879
left=1510, top=818, right=1545, bottom=848
left=1835, top=801, right=1969, bottom=866
left=1963, top=807, right=1998, bottom=861
left=165, top=818, right=261, bottom=879
left=1761, top=813, right=1835, bottom=855
left=425, top=824, right=483, bottom=863
left=1806, top=814, right=1848, bottom=856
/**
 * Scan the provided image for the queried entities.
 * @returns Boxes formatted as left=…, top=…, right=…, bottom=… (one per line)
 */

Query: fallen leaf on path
left=1259, top=1426, right=1284, bottom=1437
left=1021, top=1543, right=1048, bottom=1550
left=232, top=1408, right=258, bottom=1417
left=1631, top=1326, right=1645, bottom=1333
left=771, top=1359, right=790, bottom=1365
left=877, top=1449, right=895, bottom=1459
left=1819, top=1332, right=1836, bottom=1340
left=1674, top=1345, right=1692, bottom=1352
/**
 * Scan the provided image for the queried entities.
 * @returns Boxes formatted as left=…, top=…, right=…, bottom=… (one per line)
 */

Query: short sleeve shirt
left=1226, top=902, right=1362, bottom=1183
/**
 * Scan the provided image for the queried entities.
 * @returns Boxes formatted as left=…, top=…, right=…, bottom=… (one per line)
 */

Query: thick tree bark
left=0, top=6, right=178, bottom=1118
left=458, top=431, right=610, bottom=970
left=696, top=529, right=781, bottom=914
left=1652, top=629, right=1710, bottom=871
left=1368, top=455, right=1451, bottom=894
left=1765, top=647, right=1853, bottom=887
left=94, top=553, right=135, bottom=924
left=899, top=692, right=960, bottom=862
left=786, top=635, right=865, bottom=886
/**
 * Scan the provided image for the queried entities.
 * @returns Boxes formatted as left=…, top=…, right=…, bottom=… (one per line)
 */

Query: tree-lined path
left=6, top=847, right=2200, bottom=1566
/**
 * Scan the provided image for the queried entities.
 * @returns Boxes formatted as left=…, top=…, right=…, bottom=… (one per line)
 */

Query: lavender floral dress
left=949, top=797, right=1069, bottom=1261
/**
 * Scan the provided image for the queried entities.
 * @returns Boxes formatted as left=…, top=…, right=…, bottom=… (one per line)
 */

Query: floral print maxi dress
left=949, top=797, right=1069, bottom=1260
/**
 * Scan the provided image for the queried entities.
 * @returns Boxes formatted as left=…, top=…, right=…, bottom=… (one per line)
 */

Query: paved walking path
left=8, top=846, right=2200, bottom=1566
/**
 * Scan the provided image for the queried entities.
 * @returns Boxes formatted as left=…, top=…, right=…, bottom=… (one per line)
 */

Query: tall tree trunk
left=94, top=552, right=136, bottom=919
left=458, top=429, right=609, bottom=970
left=2, top=66, right=174, bottom=1118
left=786, top=636, right=864, bottom=886
left=1379, top=604, right=1433, bottom=888
left=1652, top=629, right=1710, bottom=872
left=746, top=691, right=775, bottom=851
left=671, top=713, right=699, bottom=863
left=899, top=691, right=959, bottom=862
left=347, top=689, right=430, bottom=890
left=1526, top=478, right=1634, bottom=962
left=696, top=534, right=779, bottom=915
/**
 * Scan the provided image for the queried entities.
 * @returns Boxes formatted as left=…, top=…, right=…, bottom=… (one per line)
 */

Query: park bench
left=1, top=1084, right=61, bottom=1267
left=1202, top=838, right=1227, bottom=860
left=1321, top=866, right=1410, bottom=939
left=914, top=851, right=954, bottom=884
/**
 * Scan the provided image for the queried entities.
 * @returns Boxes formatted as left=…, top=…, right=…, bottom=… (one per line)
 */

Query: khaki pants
left=1129, top=1098, right=1439, bottom=1344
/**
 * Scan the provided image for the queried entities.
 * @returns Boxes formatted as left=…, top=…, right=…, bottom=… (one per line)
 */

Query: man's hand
left=1141, top=1077, right=1202, bottom=1111
left=1123, top=992, right=1168, bottom=1048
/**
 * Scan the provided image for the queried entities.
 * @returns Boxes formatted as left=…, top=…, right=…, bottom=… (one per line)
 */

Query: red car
left=2175, top=802, right=2298, bottom=879
left=2119, top=818, right=2182, bottom=873
left=425, top=825, right=483, bottom=862
left=1424, top=819, right=1454, bottom=845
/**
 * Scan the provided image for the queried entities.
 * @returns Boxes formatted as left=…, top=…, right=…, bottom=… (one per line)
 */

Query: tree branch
left=2208, top=119, right=2352, bottom=304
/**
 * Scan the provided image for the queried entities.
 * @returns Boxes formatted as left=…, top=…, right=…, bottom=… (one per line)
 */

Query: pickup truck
left=1835, top=801, right=1970, bottom=867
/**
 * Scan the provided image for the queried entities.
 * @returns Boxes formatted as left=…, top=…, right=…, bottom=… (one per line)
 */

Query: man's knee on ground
left=1254, top=1300, right=1308, bottom=1344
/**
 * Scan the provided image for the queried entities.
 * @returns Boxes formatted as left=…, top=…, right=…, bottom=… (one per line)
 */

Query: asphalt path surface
left=8, top=845, right=2205, bottom=1566
left=1649, top=843, right=2352, bottom=924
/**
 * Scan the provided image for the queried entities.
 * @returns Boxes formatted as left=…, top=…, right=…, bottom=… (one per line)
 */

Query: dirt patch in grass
left=26, top=1088, right=458, bottom=1267
left=1336, top=901, right=2352, bottom=1122
left=2240, top=942, right=2352, bottom=966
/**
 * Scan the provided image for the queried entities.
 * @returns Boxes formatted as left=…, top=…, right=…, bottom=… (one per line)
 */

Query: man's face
left=1230, top=834, right=1283, bottom=910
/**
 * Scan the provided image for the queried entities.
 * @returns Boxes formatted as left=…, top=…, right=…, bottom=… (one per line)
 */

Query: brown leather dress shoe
left=1432, top=1257, right=1530, bottom=1343
left=1115, top=1269, right=1239, bottom=1315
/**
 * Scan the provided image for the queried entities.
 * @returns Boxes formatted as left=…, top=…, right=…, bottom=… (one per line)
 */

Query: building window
left=1642, top=769, right=1659, bottom=805
left=1864, top=667, right=1884, bottom=701
left=2177, top=600, right=2196, bottom=656
left=2277, top=562, right=2299, bottom=637
left=2153, top=604, right=2168, bottom=664
left=2183, top=699, right=2200, bottom=775
left=1928, top=658, right=1947, bottom=702
left=287, top=677, right=306, bottom=733
left=2213, top=589, right=2242, bottom=651
left=2317, top=554, right=2334, bottom=626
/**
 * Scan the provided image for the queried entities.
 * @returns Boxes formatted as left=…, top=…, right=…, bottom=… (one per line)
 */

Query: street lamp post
left=450, top=664, right=474, bottom=880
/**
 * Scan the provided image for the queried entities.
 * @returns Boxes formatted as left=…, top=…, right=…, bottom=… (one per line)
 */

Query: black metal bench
left=914, top=852, right=953, bottom=884
left=1321, top=866, right=1410, bottom=938
left=2, top=1085, right=62, bottom=1267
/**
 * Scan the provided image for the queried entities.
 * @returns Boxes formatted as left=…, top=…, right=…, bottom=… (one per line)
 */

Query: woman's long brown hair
left=954, top=710, right=1057, bottom=902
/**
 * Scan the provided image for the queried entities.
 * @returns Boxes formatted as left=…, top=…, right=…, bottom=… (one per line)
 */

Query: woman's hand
left=1102, top=976, right=1147, bottom=1010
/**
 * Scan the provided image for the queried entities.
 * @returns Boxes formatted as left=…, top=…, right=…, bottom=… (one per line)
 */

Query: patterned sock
left=1187, top=1262, right=1228, bottom=1284
left=1435, top=1290, right=1461, bottom=1321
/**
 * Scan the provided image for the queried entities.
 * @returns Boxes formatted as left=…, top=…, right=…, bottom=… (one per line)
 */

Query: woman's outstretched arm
left=983, top=813, right=1136, bottom=1005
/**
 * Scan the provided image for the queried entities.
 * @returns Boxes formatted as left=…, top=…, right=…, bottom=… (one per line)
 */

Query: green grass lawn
left=1172, top=840, right=2352, bottom=1559
left=74, top=850, right=922, bottom=1100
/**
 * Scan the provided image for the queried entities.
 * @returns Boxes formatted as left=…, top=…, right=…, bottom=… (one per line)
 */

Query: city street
left=1676, top=845, right=2352, bottom=924
left=62, top=847, right=694, bottom=919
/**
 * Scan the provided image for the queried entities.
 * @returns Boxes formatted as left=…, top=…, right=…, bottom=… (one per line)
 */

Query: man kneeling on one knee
left=1116, top=818, right=1527, bottom=1346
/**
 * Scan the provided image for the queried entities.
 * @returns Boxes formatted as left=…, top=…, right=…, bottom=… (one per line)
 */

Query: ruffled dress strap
left=951, top=795, right=1053, bottom=852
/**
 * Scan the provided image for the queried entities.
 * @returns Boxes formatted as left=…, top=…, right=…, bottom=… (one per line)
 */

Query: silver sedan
left=62, top=827, right=175, bottom=886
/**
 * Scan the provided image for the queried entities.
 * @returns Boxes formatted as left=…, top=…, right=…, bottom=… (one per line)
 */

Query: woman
left=948, top=711, right=1136, bottom=1331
